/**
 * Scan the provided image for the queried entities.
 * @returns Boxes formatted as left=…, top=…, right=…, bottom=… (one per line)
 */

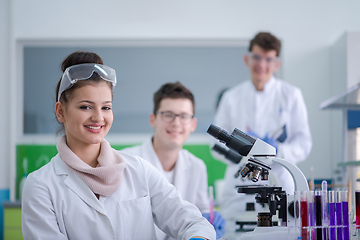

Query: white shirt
left=214, top=77, right=312, bottom=220
left=163, top=168, right=175, bottom=183
left=121, top=138, right=210, bottom=240
left=22, top=151, right=215, bottom=240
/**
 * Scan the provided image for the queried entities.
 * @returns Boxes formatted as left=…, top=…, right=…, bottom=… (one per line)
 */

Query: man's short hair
left=153, top=81, right=195, bottom=114
left=249, top=32, right=281, bottom=56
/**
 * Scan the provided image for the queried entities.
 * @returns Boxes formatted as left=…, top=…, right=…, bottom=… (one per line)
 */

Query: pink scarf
left=57, top=136, right=126, bottom=196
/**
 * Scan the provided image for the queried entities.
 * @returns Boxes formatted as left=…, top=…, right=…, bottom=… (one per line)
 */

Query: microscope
left=208, top=124, right=309, bottom=240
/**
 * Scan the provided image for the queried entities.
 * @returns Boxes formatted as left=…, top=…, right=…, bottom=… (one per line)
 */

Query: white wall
left=347, top=32, right=360, bottom=88
left=5, top=0, right=360, bottom=189
left=0, top=0, right=10, bottom=190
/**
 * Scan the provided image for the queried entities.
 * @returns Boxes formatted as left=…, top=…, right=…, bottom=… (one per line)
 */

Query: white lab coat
left=121, top=138, right=210, bottom=240
left=214, top=77, right=312, bottom=221
left=22, top=151, right=215, bottom=240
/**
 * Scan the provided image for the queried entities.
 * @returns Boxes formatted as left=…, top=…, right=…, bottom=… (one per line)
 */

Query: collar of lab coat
left=251, top=76, right=276, bottom=94
left=143, top=137, right=189, bottom=186
left=52, top=154, right=107, bottom=214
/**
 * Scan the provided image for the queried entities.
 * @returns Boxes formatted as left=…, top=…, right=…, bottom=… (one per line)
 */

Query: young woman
left=21, top=51, right=215, bottom=240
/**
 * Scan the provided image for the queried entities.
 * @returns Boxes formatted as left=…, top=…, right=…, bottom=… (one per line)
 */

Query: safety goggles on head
left=57, top=63, right=117, bottom=102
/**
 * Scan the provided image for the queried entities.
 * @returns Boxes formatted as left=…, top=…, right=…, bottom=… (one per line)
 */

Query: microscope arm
left=271, top=158, right=309, bottom=192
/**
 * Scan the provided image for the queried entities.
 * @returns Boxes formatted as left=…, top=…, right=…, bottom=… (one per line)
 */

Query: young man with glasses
left=213, top=32, right=312, bottom=237
left=122, top=82, right=225, bottom=240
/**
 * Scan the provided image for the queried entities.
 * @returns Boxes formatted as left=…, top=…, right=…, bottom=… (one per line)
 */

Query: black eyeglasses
left=156, top=111, right=194, bottom=124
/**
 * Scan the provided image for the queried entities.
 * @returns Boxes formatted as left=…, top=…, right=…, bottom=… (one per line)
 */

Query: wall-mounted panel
left=22, top=41, right=250, bottom=135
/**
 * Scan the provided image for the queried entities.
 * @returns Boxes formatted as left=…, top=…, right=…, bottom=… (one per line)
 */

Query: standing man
left=213, top=32, right=312, bottom=235
left=121, top=82, right=225, bottom=240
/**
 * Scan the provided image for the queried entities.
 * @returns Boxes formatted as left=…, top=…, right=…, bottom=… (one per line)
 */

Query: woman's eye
left=103, top=106, right=112, bottom=110
left=80, top=106, right=91, bottom=110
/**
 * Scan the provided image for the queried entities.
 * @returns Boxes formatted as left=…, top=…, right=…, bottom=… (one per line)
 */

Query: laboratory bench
left=2, top=201, right=22, bottom=240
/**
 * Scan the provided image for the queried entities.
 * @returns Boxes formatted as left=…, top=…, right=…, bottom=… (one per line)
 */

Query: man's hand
left=202, top=211, right=225, bottom=239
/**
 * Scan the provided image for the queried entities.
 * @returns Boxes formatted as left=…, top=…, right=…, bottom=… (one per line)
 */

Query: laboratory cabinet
left=328, top=31, right=360, bottom=181
left=320, top=31, right=360, bottom=209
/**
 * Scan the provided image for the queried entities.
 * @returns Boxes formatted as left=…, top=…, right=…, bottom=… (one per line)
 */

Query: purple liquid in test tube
left=328, top=191, right=336, bottom=240
left=309, top=202, right=315, bottom=226
left=342, top=190, right=349, bottom=240
left=343, top=201, right=350, bottom=239
left=307, top=191, right=315, bottom=239
left=336, top=191, right=343, bottom=240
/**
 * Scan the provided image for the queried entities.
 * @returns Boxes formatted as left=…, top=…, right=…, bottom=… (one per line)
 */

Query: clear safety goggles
left=57, top=63, right=117, bottom=102
left=248, top=53, right=279, bottom=66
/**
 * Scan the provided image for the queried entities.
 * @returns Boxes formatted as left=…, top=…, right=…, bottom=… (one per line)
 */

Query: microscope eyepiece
left=207, top=124, right=232, bottom=143
left=212, top=144, right=242, bottom=164
left=212, top=143, right=228, bottom=155
left=207, top=124, right=255, bottom=157
left=208, top=124, right=273, bottom=182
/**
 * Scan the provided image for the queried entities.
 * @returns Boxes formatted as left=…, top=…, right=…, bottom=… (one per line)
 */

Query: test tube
left=315, top=190, right=323, bottom=240
left=342, top=190, right=350, bottom=240
left=301, top=191, right=309, bottom=240
left=328, top=191, right=336, bottom=240
left=308, top=191, right=316, bottom=239
left=336, top=191, right=343, bottom=240
left=291, top=190, right=302, bottom=239
left=356, top=191, right=360, bottom=238
left=209, top=186, right=214, bottom=224
left=321, top=181, right=329, bottom=239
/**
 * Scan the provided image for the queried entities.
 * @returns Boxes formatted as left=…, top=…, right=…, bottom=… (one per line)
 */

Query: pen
left=209, top=186, right=214, bottom=224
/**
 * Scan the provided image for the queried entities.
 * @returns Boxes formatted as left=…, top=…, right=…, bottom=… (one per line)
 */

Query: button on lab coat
left=22, top=152, right=215, bottom=240
left=214, top=77, right=312, bottom=219
left=121, top=138, right=210, bottom=240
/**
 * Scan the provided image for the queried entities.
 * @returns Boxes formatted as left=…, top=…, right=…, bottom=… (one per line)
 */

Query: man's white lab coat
left=214, top=77, right=312, bottom=220
left=121, top=138, right=210, bottom=240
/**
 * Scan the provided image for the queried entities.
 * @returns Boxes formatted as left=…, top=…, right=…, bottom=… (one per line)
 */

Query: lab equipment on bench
left=209, top=124, right=360, bottom=239
left=207, top=124, right=309, bottom=240
left=212, top=142, right=268, bottom=233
